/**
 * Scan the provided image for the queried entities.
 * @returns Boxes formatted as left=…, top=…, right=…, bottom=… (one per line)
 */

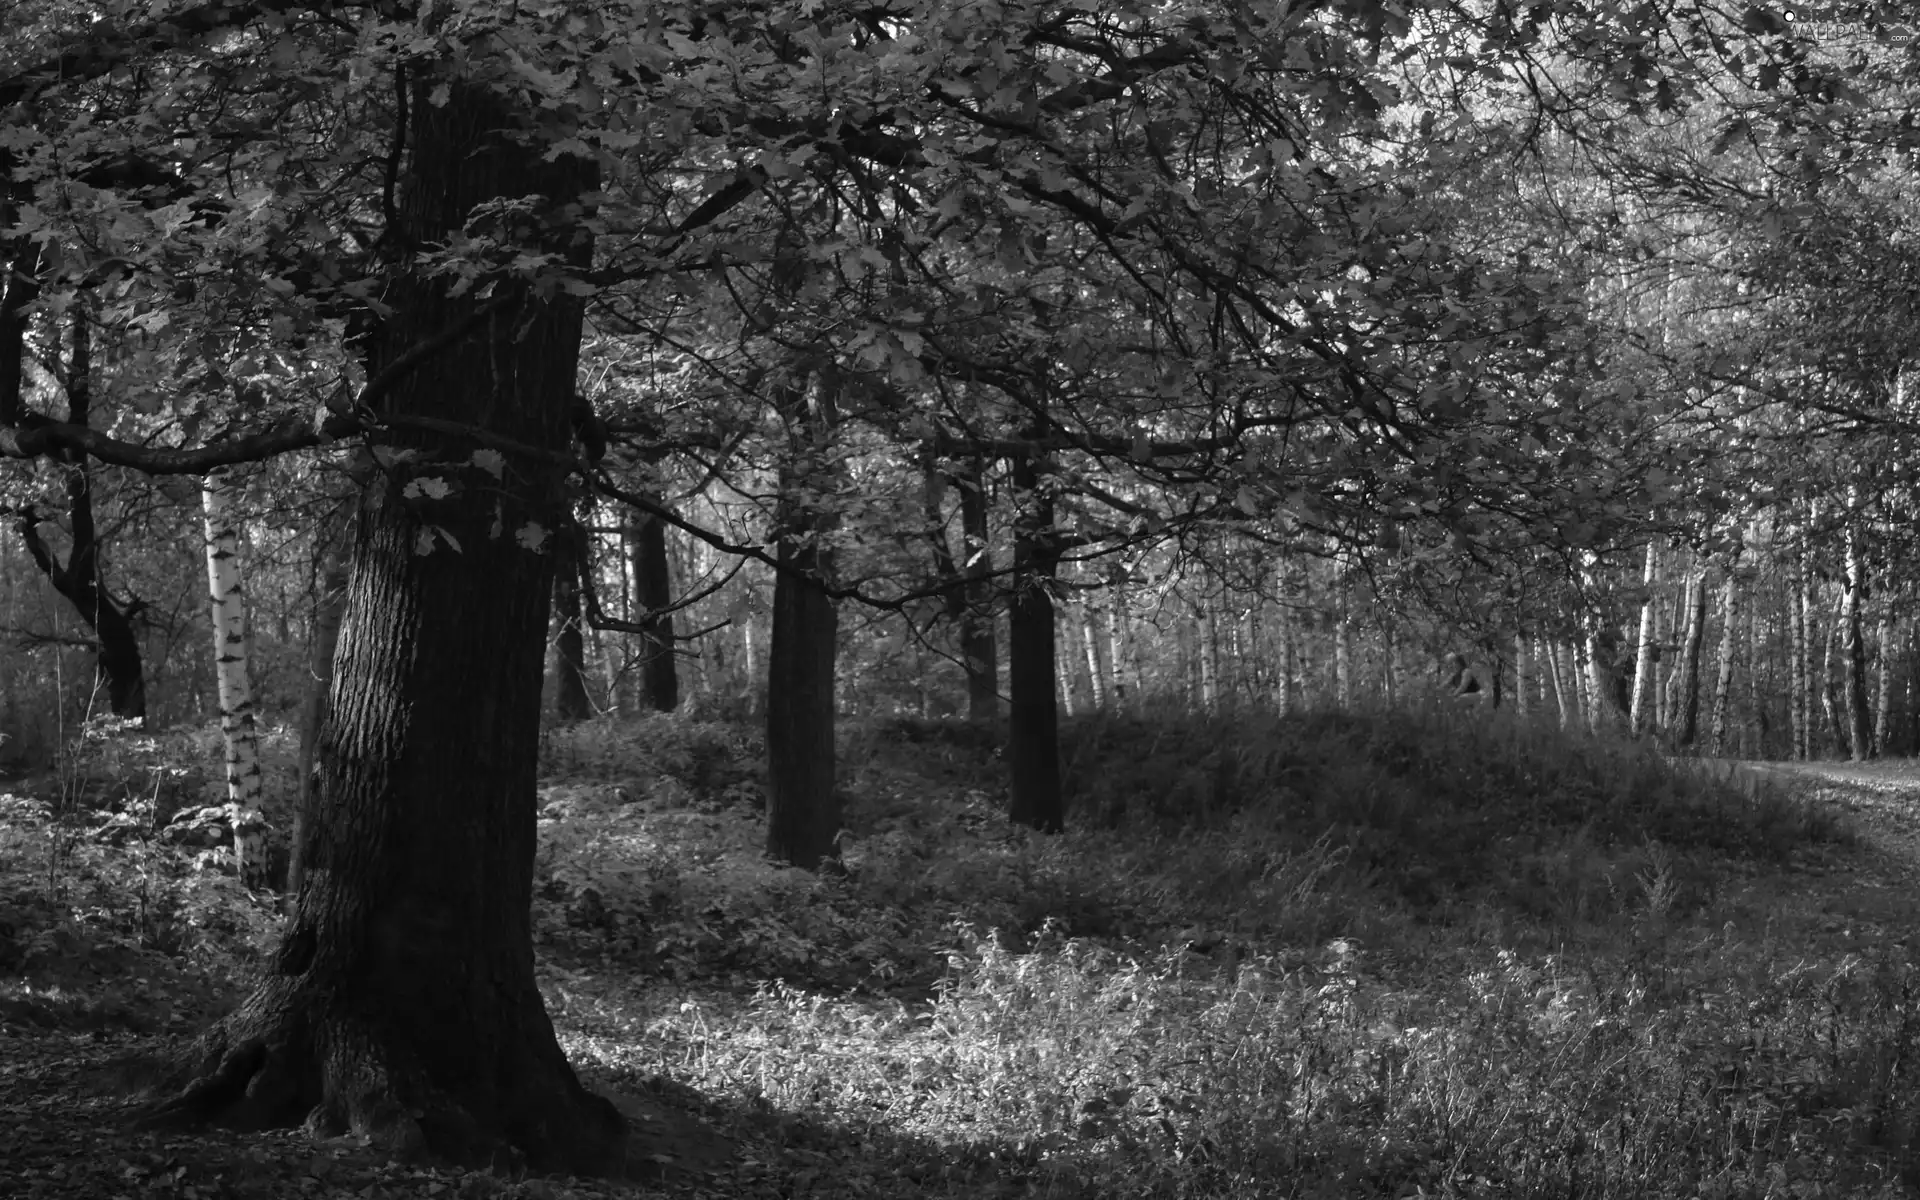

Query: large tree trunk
left=201, top=469, right=268, bottom=889
left=141, top=76, right=625, bottom=1174
left=765, top=373, right=840, bottom=870
left=290, top=538, right=348, bottom=897
left=1584, top=617, right=1627, bottom=734
left=552, top=529, right=594, bottom=722
left=1006, top=447, right=1061, bottom=832
left=15, top=305, right=146, bottom=721
left=628, top=511, right=680, bottom=713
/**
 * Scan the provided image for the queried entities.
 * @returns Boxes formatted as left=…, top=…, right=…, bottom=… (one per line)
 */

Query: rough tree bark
left=140, top=76, right=626, bottom=1174
left=290, top=538, right=347, bottom=897
left=1584, top=620, right=1627, bottom=734
left=201, top=469, right=268, bottom=889
left=14, top=305, right=147, bottom=721
left=1007, top=444, right=1062, bottom=832
left=765, top=371, right=840, bottom=869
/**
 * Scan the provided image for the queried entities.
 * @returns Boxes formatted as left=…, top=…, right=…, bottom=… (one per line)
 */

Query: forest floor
left=6, top=712, right=1920, bottom=1199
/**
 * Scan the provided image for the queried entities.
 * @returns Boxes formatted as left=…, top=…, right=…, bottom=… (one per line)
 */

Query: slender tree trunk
left=1273, top=596, right=1294, bottom=718
left=1629, top=542, right=1659, bottom=735
left=1198, top=607, right=1219, bottom=711
left=1082, top=601, right=1109, bottom=710
left=552, top=530, right=593, bottom=722
left=1875, top=613, right=1896, bottom=756
left=1543, top=637, right=1568, bottom=727
left=290, top=539, right=347, bottom=897
left=142, top=77, right=625, bottom=1173
left=765, top=373, right=840, bottom=869
left=1056, top=615, right=1077, bottom=718
left=629, top=512, right=679, bottom=712
left=1672, top=567, right=1707, bottom=748
left=1790, top=565, right=1810, bottom=759
left=1821, top=607, right=1847, bottom=758
left=1709, top=562, right=1740, bottom=757
left=1007, top=446, right=1061, bottom=831
left=733, top=611, right=756, bottom=715
left=1333, top=568, right=1353, bottom=709
left=1843, top=513, right=1873, bottom=760
left=1513, top=632, right=1529, bottom=719
left=201, top=470, right=267, bottom=889
left=1747, top=582, right=1767, bottom=757
left=955, top=461, right=998, bottom=722
left=14, top=305, right=147, bottom=721
left=1106, top=580, right=1132, bottom=713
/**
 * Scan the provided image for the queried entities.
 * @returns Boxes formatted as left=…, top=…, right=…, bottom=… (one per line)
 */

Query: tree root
left=131, top=1004, right=625, bottom=1175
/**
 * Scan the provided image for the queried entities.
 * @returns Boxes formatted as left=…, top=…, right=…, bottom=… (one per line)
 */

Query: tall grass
left=524, top=706, right=1915, bottom=1197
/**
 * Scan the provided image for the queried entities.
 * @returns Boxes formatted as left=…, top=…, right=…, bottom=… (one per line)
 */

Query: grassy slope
left=4, top=707, right=1920, bottom=1199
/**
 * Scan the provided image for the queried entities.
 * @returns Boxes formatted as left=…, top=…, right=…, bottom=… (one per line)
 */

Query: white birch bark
left=202, top=471, right=267, bottom=889
left=1629, top=541, right=1658, bottom=735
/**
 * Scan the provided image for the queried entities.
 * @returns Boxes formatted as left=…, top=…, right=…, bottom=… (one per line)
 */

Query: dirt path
left=1748, top=758, right=1920, bottom=888
left=1684, top=758, right=1920, bottom=962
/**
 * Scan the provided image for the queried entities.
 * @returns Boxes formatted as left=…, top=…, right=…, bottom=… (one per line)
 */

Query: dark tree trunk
left=140, top=77, right=625, bottom=1175
left=290, top=539, right=348, bottom=897
left=553, top=531, right=593, bottom=722
left=629, top=512, right=679, bottom=712
left=15, top=305, right=146, bottom=721
left=1007, top=448, right=1061, bottom=832
left=925, top=452, right=998, bottom=721
left=764, top=374, right=839, bottom=869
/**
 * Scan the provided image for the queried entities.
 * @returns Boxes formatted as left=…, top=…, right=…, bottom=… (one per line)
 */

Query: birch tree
left=201, top=468, right=267, bottom=889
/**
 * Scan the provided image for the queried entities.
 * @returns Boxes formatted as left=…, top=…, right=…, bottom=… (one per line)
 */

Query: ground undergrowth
left=4, top=706, right=1920, bottom=1199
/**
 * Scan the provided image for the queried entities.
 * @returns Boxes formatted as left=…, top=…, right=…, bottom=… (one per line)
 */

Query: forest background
left=6, top=0, right=1920, bottom=1194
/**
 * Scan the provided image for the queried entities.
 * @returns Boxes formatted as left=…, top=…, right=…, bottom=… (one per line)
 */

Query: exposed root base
left=133, top=1003, right=627, bottom=1177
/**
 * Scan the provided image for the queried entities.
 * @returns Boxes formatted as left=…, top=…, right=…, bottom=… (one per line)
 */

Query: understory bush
left=1, top=704, right=1904, bottom=1197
